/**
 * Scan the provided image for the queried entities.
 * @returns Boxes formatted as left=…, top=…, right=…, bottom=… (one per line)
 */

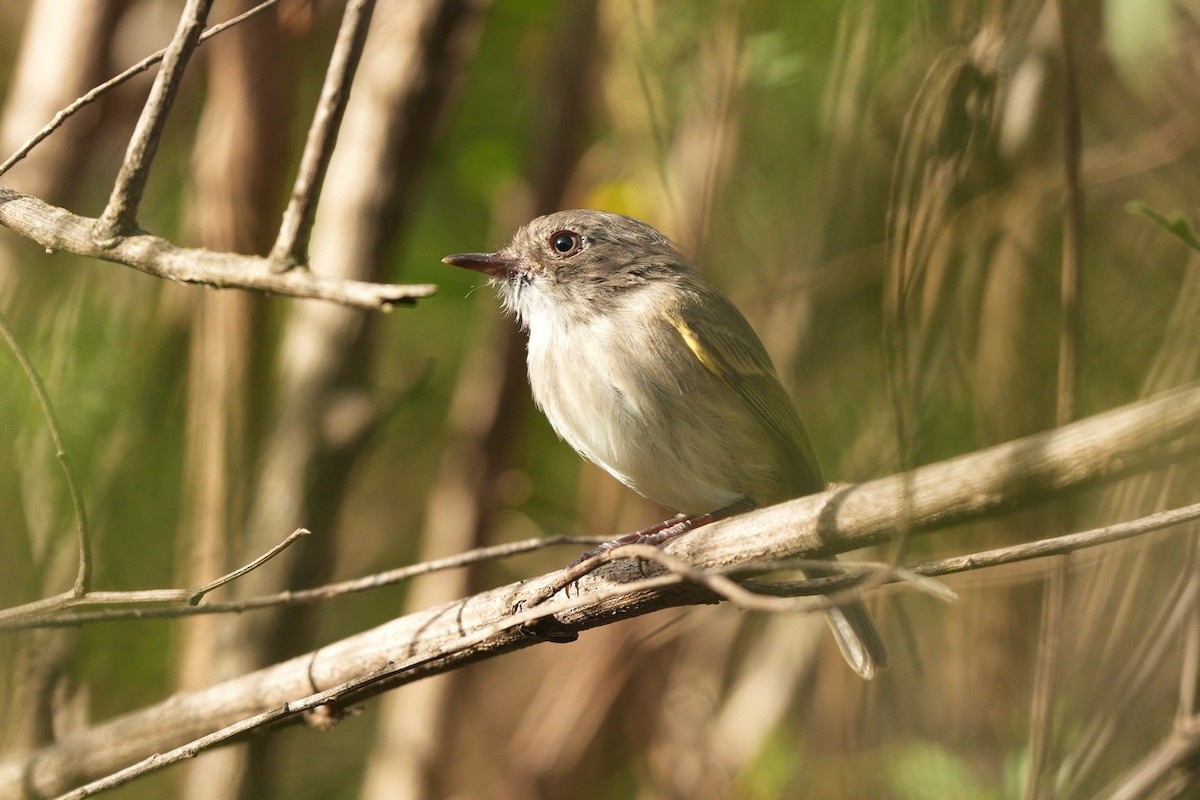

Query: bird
left=444, top=209, right=886, bottom=678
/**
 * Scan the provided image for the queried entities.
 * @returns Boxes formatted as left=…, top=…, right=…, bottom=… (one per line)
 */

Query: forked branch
left=0, top=189, right=436, bottom=309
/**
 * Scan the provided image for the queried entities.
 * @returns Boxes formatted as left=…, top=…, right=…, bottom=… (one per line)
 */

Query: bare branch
left=45, top=570, right=688, bottom=799
left=0, top=306, right=91, bottom=594
left=94, top=0, right=214, bottom=238
left=707, top=503, right=1200, bottom=600
left=0, top=528, right=310, bottom=627
left=1, top=534, right=605, bottom=630
left=0, top=189, right=437, bottom=309
left=270, top=0, right=376, bottom=269
left=43, top=543, right=948, bottom=798
left=910, top=503, right=1200, bottom=579
left=587, top=545, right=956, bottom=612
left=187, top=528, right=311, bottom=603
left=0, top=0, right=285, bottom=180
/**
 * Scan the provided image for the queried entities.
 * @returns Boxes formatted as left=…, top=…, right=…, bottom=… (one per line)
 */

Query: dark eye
left=549, top=230, right=582, bottom=256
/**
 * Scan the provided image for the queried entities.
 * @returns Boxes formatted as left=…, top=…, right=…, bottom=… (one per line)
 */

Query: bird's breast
left=524, top=308, right=749, bottom=513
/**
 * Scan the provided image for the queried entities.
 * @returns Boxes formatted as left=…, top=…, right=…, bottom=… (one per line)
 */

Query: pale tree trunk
left=0, top=0, right=120, bottom=759
left=188, top=1, right=489, bottom=797
left=358, top=3, right=593, bottom=796
left=175, top=3, right=291, bottom=798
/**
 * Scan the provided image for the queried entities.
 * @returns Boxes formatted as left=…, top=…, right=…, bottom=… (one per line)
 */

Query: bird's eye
left=549, top=230, right=582, bottom=257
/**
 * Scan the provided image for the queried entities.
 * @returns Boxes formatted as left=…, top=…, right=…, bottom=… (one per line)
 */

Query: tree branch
left=0, top=189, right=436, bottom=309
left=0, top=529, right=310, bottom=627
left=1, top=534, right=604, bottom=629
left=29, top=496, right=1195, bottom=632
left=270, top=0, right=376, bottom=269
left=0, top=305, right=91, bottom=595
left=94, top=0, right=214, bottom=238
left=2, top=382, right=1198, bottom=798
left=736, top=501, right=1200, bottom=597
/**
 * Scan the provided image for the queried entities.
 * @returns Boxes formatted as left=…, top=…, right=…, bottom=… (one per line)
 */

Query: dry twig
left=0, top=529, right=310, bottom=628
left=94, top=0, right=214, bottom=238
left=270, top=0, right=376, bottom=269
left=0, top=534, right=604, bottom=630
left=0, top=307, right=91, bottom=595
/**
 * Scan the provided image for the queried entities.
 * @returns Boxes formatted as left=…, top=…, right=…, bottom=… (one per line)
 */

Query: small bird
left=444, top=209, right=886, bottom=678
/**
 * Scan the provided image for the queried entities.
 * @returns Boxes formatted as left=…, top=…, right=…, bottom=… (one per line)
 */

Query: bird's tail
left=805, top=567, right=888, bottom=680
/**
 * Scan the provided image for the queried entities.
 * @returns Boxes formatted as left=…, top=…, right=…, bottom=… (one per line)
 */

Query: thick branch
left=0, top=189, right=436, bottom=309
left=3, top=382, right=1198, bottom=798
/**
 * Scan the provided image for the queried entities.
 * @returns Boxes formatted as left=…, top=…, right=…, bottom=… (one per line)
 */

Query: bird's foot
left=569, top=499, right=755, bottom=568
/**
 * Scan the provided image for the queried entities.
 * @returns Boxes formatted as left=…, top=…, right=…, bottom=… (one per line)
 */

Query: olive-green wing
left=665, top=285, right=823, bottom=492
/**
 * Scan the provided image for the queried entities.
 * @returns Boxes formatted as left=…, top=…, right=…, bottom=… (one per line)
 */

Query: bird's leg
left=571, top=498, right=754, bottom=566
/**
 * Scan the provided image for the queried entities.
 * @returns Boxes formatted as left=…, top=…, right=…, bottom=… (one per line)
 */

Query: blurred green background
left=1, top=0, right=1198, bottom=798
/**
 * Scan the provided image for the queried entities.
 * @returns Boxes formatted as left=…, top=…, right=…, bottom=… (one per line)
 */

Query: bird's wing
left=665, top=286, right=823, bottom=493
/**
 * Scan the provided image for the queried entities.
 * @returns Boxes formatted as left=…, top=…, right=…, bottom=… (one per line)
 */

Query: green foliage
left=1127, top=201, right=1200, bottom=253
left=884, top=741, right=1005, bottom=800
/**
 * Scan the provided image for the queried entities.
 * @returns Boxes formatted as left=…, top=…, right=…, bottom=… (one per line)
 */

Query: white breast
left=523, top=292, right=743, bottom=514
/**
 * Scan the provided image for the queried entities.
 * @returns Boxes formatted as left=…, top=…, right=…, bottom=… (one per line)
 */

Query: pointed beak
left=442, top=251, right=521, bottom=278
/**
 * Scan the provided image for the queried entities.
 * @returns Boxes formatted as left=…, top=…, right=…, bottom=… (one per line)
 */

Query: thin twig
left=1, top=534, right=606, bottom=630
left=1100, top=717, right=1200, bottom=799
left=270, top=0, right=376, bottom=270
left=50, top=661, right=404, bottom=800
left=94, top=0, right=214, bottom=238
left=0, top=189, right=436, bottom=310
left=188, top=528, right=311, bottom=603
left=584, top=545, right=955, bottom=612
left=1061, top=568, right=1200, bottom=796
left=0, top=307, right=91, bottom=595
left=1057, top=0, right=1084, bottom=429
left=1025, top=7, right=1086, bottom=793
left=0, top=527, right=311, bottom=627
left=0, top=0, right=285, bottom=180
left=746, top=502, right=1200, bottom=595
left=1099, top=719, right=1200, bottom=800
left=11, top=493, right=1200, bottom=632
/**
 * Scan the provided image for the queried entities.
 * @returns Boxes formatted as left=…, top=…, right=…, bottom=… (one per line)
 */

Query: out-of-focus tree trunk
left=187, top=2, right=489, bottom=797
left=174, top=3, right=290, bottom=798
left=360, top=4, right=593, bottom=796
left=0, top=0, right=121, bottom=205
left=358, top=308, right=525, bottom=800
left=0, top=0, right=121, bottom=759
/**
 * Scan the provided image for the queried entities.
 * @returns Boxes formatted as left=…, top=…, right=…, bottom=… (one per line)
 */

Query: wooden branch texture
left=1, top=382, right=1198, bottom=798
left=0, top=188, right=436, bottom=309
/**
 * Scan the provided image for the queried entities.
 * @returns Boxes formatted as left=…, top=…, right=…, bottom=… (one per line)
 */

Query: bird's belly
left=528, top=328, right=745, bottom=514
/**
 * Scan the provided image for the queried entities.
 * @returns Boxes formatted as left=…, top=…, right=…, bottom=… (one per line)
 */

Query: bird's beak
left=442, top=251, right=521, bottom=277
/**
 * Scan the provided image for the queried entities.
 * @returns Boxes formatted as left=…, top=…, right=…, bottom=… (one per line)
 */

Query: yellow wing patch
left=666, top=311, right=725, bottom=379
